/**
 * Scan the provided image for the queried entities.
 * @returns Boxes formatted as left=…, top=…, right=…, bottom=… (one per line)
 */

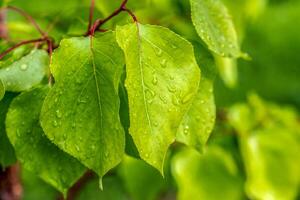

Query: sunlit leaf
left=116, top=23, right=200, bottom=172
left=40, top=32, right=125, bottom=182
left=190, top=0, right=240, bottom=57
left=177, top=42, right=216, bottom=152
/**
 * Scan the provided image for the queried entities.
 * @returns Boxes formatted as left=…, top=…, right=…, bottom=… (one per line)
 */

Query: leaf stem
left=86, top=0, right=95, bottom=34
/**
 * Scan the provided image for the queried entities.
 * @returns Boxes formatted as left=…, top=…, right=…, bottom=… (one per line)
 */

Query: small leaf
left=177, top=42, right=216, bottom=152
left=0, top=79, right=4, bottom=100
left=0, top=93, right=17, bottom=167
left=190, top=0, right=240, bottom=57
left=6, top=87, right=85, bottom=194
left=116, top=23, right=200, bottom=172
left=0, top=49, right=49, bottom=92
left=172, top=147, right=244, bottom=200
left=40, top=32, right=125, bottom=180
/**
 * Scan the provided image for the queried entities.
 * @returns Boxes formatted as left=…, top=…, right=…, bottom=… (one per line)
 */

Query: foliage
left=0, top=0, right=299, bottom=199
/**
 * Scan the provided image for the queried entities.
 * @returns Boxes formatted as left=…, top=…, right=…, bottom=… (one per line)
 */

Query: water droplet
left=200, top=100, right=205, bottom=104
left=155, top=48, right=162, bottom=57
left=181, top=93, right=194, bottom=104
left=72, top=123, right=76, bottom=129
left=5, top=68, right=9, bottom=71
left=168, top=85, right=176, bottom=93
left=56, top=110, right=62, bottom=118
left=75, top=145, right=80, bottom=152
left=152, top=76, right=158, bottom=85
left=53, top=120, right=58, bottom=127
left=16, top=129, right=21, bottom=137
left=160, top=59, right=167, bottom=68
left=171, top=44, right=177, bottom=49
left=104, top=152, right=109, bottom=158
left=20, top=64, right=28, bottom=71
left=153, top=122, right=158, bottom=127
left=169, top=75, right=175, bottom=80
left=145, top=153, right=149, bottom=158
left=91, top=145, right=96, bottom=150
left=183, top=125, right=189, bottom=135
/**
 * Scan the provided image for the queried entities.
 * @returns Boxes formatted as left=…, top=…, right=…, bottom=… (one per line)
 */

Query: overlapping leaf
left=6, top=87, right=85, bottom=194
left=190, top=0, right=240, bottom=57
left=40, top=32, right=125, bottom=181
left=177, top=42, right=216, bottom=152
left=0, top=49, right=49, bottom=92
left=116, top=23, right=200, bottom=172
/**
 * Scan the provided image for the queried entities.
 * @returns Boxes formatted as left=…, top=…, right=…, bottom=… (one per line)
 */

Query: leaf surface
left=6, top=87, right=85, bottom=194
left=116, top=23, right=200, bottom=172
left=0, top=49, right=49, bottom=92
left=177, top=42, right=216, bottom=152
left=40, top=32, right=125, bottom=180
left=190, top=0, right=240, bottom=57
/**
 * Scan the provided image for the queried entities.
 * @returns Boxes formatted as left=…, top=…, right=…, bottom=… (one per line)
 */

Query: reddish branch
left=0, top=164, right=22, bottom=200
left=87, top=0, right=137, bottom=35
left=0, top=38, right=47, bottom=59
left=0, top=6, right=45, bottom=37
left=0, top=11, right=8, bottom=39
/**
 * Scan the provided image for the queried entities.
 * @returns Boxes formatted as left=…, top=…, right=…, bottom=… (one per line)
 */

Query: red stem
left=0, top=164, right=22, bottom=200
left=88, top=0, right=137, bottom=35
left=0, top=6, right=45, bottom=37
left=87, top=0, right=95, bottom=34
left=0, top=38, right=47, bottom=59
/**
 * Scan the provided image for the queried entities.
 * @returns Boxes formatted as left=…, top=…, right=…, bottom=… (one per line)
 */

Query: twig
left=87, top=0, right=137, bottom=36
left=0, top=6, right=45, bottom=37
left=0, top=38, right=47, bottom=59
left=87, top=0, right=95, bottom=34
left=0, top=164, right=22, bottom=200
left=0, top=10, right=8, bottom=40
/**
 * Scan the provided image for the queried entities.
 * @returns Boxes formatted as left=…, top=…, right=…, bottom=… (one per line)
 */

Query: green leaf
left=118, top=156, right=166, bottom=200
left=40, top=32, right=125, bottom=181
left=0, top=49, right=49, bottom=92
left=177, top=42, right=216, bottom=152
left=240, top=128, right=300, bottom=200
left=6, top=87, right=85, bottom=194
left=0, top=93, right=17, bottom=167
left=0, top=79, right=4, bottom=100
left=172, top=147, right=244, bottom=200
left=116, top=23, right=200, bottom=172
left=190, top=0, right=240, bottom=57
